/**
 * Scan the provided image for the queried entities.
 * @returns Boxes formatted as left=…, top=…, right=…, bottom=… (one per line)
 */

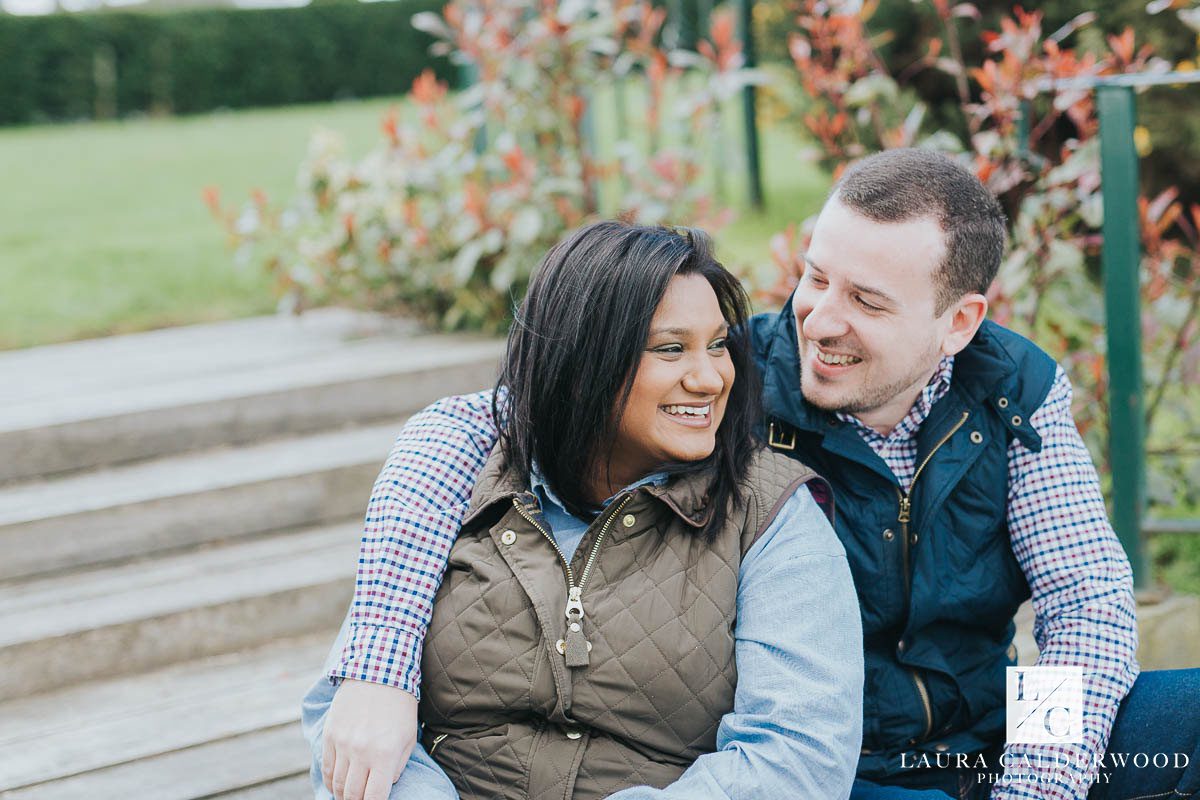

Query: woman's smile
left=659, top=402, right=714, bottom=428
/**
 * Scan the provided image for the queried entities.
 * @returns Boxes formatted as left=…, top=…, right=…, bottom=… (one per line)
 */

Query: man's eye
left=807, top=274, right=827, bottom=288
left=856, top=296, right=883, bottom=312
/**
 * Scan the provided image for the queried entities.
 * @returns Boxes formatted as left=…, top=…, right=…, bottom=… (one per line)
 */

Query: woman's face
left=607, top=273, right=735, bottom=487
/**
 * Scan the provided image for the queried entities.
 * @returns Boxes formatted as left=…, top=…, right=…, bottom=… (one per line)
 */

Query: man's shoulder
left=958, top=320, right=1059, bottom=407
left=975, top=319, right=1052, bottom=363
left=747, top=309, right=786, bottom=351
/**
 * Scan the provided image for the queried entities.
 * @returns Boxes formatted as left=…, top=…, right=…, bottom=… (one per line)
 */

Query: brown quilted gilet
left=419, top=446, right=826, bottom=800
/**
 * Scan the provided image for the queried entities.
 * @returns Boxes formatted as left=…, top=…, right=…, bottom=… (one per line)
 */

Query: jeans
left=850, top=669, right=1200, bottom=800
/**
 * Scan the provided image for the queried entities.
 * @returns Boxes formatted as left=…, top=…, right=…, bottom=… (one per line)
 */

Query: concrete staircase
left=0, top=310, right=503, bottom=799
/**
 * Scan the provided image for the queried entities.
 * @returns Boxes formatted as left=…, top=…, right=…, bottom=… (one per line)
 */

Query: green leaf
left=509, top=207, right=543, bottom=246
left=452, top=240, right=485, bottom=286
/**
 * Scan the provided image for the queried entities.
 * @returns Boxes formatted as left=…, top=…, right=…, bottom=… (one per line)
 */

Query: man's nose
left=799, top=291, right=850, bottom=342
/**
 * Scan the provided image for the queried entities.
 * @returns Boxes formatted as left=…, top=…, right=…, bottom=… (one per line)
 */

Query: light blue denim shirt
left=304, top=475, right=864, bottom=800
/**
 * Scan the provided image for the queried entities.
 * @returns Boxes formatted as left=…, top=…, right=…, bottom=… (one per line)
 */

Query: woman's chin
left=661, top=436, right=717, bottom=464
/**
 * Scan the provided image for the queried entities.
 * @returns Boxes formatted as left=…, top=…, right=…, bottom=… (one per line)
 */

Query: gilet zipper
left=894, top=410, right=969, bottom=742
left=512, top=494, right=633, bottom=664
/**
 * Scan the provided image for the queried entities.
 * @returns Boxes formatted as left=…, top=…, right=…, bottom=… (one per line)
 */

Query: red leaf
left=1107, top=28, right=1135, bottom=65
left=201, top=186, right=220, bottom=214
left=567, top=94, right=586, bottom=125
left=502, top=146, right=526, bottom=176
left=411, top=69, right=447, bottom=106
left=381, top=107, right=399, bottom=146
left=710, top=9, right=734, bottom=49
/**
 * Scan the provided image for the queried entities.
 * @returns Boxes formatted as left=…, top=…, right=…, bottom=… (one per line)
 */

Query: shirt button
left=897, top=639, right=907, bottom=653
left=565, top=728, right=583, bottom=740
left=500, top=529, right=517, bottom=545
left=622, top=514, right=636, bottom=528
left=883, top=529, right=895, bottom=541
left=910, top=533, right=919, bottom=545
left=934, top=742, right=950, bottom=752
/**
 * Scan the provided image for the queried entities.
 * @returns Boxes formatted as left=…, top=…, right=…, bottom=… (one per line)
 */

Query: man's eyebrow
left=803, top=255, right=898, bottom=307
left=648, top=322, right=729, bottom=337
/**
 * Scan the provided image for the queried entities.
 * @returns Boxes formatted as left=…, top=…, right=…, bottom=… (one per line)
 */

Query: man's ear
left=941, top=293, right=988, bottom=357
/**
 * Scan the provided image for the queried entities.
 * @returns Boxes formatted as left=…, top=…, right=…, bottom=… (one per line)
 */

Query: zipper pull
left=563, top=587, right=590, bottom=668
left=898, top=495, right=911, bottom=524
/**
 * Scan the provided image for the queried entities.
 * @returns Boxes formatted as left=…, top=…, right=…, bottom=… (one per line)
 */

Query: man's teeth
left=663, top=404, right=710, bottom=417
left=817, top=352, right=862, bottom=366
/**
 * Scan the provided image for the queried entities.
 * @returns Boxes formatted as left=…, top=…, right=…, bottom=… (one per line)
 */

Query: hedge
left=0, top=0, right=455, bottom=125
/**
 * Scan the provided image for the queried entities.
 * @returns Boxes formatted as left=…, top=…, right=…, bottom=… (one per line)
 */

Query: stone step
left=0, top=420, right=401, bottom=581
left=0, top=308, right=502, bottom=482
left=216, top=774, right=314, bottom=799
left=0, top=524, right=357, bottom=701
left=0, top=631, right=332, bottom=798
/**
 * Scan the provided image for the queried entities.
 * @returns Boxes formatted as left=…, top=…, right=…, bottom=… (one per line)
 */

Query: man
left=311, top=148, right=1199, bottom=800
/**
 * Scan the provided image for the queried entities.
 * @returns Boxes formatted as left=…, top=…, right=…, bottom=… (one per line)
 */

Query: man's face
left=793, top=196, right=957, bottom=434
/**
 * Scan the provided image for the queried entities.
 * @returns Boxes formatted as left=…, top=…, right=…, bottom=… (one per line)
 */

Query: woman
left=303, top=221, right=863, bottom=799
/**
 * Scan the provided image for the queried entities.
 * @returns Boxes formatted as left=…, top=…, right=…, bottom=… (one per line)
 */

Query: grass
left=1, top=89, right=830, bottom=351
left=0, top=98, right=411, bottom=350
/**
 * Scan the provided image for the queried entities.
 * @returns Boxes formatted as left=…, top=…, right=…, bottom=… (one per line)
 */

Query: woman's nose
left=682, top=355, right=725, bottom=395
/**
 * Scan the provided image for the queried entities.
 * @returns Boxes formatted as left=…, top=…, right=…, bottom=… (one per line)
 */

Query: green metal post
left=459, top=62, right=486, bottom=155
left=1016, top=99, right=1032, bottom=156
left=1096, top=84, right=1148, bottom=587
left=737, top=0, right=764, bottom=209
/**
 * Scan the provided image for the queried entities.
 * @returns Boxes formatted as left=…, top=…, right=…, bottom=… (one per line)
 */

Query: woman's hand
left=321, top=679, right=419, bottom=800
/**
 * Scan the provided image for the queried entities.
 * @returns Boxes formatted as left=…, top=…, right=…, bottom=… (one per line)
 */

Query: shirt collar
left=837, top=354, right=956, bottom=443
left=530, top=462, right=668, bottom=517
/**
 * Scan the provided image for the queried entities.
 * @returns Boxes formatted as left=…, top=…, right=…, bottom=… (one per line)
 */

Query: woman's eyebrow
left=648, top=322, right=729, bottom=338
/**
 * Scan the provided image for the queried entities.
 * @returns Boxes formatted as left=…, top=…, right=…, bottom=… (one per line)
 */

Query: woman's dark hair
left=492, top=219, right=760, bottom=541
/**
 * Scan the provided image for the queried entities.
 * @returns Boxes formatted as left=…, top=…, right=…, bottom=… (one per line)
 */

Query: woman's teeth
left=663, top=404, right=710, bottom=417
left=817, top=352, right=862, bottom=366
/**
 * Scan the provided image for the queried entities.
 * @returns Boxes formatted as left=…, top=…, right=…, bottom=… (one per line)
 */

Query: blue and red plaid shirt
left=332, top=356, right=1138, bottom=800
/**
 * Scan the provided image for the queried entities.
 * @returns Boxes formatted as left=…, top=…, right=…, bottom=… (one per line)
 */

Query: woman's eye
left=652, top=344, right=684, bottom=354
left=708, top=338, right=728, bottom=351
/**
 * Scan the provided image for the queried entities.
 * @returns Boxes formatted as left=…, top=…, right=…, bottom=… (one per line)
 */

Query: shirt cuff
left=328, top=623, right=424, bottom=699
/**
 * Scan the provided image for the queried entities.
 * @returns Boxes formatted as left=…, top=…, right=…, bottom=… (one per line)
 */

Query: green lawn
left=0, top=92, right=829, bottom=351
left=0, top=98, right=418, bottom=350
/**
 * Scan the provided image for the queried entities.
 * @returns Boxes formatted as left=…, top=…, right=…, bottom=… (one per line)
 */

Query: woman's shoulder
left=741, top=446, right=822, bottom=502
left=735, top=447, right=830, bottom=541
left=733, top=448, right=843, bottom=562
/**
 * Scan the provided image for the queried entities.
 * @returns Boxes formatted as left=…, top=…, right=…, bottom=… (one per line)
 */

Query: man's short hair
left=834, top=148, right=1007, bottom=315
